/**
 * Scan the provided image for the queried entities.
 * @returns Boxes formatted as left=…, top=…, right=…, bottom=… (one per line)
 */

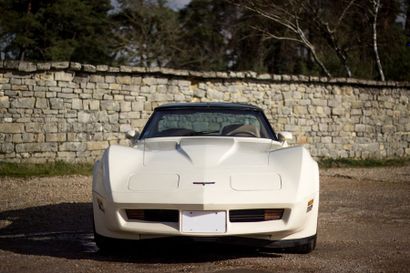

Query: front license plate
left=182, top=211, right=226, bottom=233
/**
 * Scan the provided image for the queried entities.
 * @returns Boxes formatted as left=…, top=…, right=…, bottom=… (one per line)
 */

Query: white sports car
left=92, top=102, right=319, bottom=253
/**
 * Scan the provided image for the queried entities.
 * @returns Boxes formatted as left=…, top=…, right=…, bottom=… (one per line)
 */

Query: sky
left=111, top=0, right=191, bottom=11
left=167, top=0, right=191, bottom=10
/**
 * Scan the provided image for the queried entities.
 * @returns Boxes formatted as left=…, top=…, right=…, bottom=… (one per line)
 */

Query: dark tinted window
left=140, top=109, right=274, bottom=139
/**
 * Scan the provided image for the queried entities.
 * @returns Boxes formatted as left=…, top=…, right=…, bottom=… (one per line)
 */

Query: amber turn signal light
left=264, top=209, right=284, bottom=221
left=307, top=199, right=314, bottom=212
left=126, top=209, right=145, bottom=220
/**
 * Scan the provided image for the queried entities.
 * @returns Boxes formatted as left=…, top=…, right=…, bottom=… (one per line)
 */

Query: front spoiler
left=198, top=234, right=317, bottom=249
left=95, top=232, right=317, bottom=250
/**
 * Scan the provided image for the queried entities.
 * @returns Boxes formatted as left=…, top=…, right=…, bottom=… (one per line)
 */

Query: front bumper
left=93, top=191, right=319, bottom=242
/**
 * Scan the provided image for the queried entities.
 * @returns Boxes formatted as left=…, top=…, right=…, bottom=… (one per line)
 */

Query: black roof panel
left=155, top=102, right=263, bottom=111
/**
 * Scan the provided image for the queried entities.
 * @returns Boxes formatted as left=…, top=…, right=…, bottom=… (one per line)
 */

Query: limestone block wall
left=0, top=61, right=409, bottom=163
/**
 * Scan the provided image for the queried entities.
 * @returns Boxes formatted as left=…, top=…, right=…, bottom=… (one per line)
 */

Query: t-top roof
left=155, top=102, right=263, bottom=111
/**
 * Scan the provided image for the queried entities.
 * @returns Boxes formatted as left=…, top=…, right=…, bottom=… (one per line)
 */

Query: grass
left=0, top=158, right=409, bottom=177
left=318, top=158, right=410, bottom=168
left=0, top=161, right=93, bottom=178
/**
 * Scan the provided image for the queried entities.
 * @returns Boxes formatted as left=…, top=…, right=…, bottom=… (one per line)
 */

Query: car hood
left=141, top=137, right=278, bottom=169
left=97, top=139, right=318, bottom=204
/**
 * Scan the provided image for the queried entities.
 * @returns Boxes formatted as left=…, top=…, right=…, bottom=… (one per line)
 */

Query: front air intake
left=229, top=209, right=284, bottom=222
left=126, top=209, right=179, bottom=222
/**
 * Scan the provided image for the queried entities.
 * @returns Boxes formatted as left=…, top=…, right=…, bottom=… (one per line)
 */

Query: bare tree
left=233, top=0, right=362, bottom=78
left=369, top=0, right=385, bottom=81
left=234, top=0, right=332, bottom=77
left=302, top=0, right=356, bottom=77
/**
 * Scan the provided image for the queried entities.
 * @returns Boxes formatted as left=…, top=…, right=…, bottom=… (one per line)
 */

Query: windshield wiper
left=188, top=130, right=220, bottom=136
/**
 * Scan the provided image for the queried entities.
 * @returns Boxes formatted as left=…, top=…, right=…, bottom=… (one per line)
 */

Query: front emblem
left=193, top=182, right=216, bottom=186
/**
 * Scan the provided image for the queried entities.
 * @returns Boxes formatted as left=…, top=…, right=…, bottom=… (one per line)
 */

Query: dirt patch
left=0, top=166, right=409, bottom=273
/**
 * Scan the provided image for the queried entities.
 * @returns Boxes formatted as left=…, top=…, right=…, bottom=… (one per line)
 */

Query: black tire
left=93, top=217, right=120, bottom=252
left=94, top=229, right=113, bottom=251
left=289, top=235, right=316, bottom=254
left=268, top=235, right=317, bottom=254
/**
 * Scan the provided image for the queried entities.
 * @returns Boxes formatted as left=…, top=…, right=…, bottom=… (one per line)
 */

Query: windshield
left=140, top=108, right=275, bottom=139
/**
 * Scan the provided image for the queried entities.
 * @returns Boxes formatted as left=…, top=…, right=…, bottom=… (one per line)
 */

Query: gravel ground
left=0, top=165, right=409, bottom=273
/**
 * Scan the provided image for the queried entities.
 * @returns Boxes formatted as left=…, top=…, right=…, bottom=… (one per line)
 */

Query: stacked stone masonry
left=0, top=61, right=409, bottom=163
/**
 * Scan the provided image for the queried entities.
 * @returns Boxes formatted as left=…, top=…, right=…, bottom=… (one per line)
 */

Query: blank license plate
left=181, top=211, right=226, bottom=233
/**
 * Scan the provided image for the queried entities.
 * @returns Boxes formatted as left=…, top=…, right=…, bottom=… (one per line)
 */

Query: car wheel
left=93, top=218, right=119, bottom=252
left=291, top=235, right=316, bottom=254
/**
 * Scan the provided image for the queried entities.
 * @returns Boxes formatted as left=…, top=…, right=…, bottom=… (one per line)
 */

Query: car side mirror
left=277, top=131, right=293, bottom=143
left=126, top=129, right=140, bottom=144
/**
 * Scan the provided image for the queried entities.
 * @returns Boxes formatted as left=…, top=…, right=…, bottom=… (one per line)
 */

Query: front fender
left=269, top=146, right=319, bottom=201
left=93, top=145, right=144, bottom=200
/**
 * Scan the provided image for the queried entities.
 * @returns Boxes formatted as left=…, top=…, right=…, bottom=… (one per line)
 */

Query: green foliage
left=0, top=0, right=115, bottom=64
left=381, top=26, right=410, bottom=81
left=319, top=158, right=410, bottom=169
left=113, top=0, right=181, bottom=67
left=171, top=0, right=234, bottom=70
left=0, top=0, right=409, bottom=80
left=0, top=161, right=93, bottom=177
left=1, top=158, right=408, bottom=177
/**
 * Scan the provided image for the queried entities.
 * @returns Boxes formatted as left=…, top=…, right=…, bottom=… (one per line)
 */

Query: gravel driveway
left=0, top=165, right=409, bottom=273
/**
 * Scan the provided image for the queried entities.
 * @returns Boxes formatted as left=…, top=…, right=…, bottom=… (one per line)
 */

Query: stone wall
left=0, top=61, right=409, bottom=163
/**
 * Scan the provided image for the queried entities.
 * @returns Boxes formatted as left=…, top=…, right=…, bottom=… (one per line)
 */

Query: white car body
left=92, top=103, right=319, bottom=253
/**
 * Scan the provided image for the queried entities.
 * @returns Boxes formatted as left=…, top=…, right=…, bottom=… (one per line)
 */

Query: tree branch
left=240, top=3, right=299, bottom=34
left=336, top=0, right=356, bottom=29
left=235, top=0, right=332, bottom=77
left=251, top=26, right=303, bottom=43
